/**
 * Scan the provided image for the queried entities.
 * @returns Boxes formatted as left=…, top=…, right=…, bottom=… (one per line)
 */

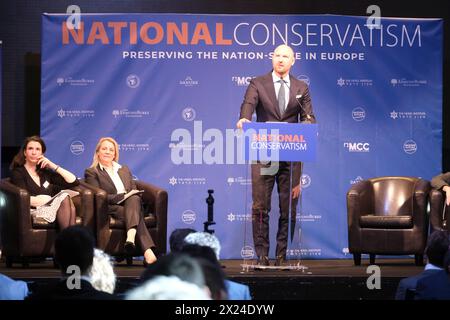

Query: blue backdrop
left=0, top=41, right=2, bottom=179
left=41, top=14, right=442, bottom=259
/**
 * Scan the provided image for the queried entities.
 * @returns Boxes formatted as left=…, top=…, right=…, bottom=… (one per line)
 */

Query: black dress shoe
left=256, top=256, right=270, bottom=266
left=124, top=241, right=136, bottom=255
left=274, top=255, right=286, bottom=266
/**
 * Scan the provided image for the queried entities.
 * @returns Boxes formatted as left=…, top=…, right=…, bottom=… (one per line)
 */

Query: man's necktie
left=278, top=79, right=286, bottom=115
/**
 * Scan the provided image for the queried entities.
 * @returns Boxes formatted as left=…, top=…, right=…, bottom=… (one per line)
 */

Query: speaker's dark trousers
left=251, top=161, right=300, bottom=258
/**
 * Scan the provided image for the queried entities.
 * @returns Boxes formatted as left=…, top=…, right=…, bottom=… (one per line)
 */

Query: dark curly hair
left=10, top=135, right=46, bottom=170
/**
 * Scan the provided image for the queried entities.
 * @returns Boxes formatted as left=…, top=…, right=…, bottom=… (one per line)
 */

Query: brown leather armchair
left=429, top=189, right=449, bottom=232
left=81, top=180, right=167, bottom=265
left=0, top=178, right=94, bottom=267
left=347, top=176, right=430, bottom=266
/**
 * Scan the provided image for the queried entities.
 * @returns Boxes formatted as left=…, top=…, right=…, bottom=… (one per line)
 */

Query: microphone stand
left=285, top=80, right=312, bottom=271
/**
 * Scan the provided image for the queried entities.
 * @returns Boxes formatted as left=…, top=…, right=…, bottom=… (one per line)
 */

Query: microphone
left=285, top=81, right=313, bottom=124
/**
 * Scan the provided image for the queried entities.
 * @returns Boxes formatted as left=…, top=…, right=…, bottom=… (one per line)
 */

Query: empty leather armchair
left=0, top=178, right=94, bottom=267
left=347, top=176, right=430, bottom=266
left=82, top=180, right=167, bottom=264
left=429, top=189, right=449, bottom=232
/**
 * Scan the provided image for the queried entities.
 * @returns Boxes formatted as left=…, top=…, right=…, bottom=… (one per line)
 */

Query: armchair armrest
left=347, top=180, right=374, bottom=226
left=136, top=180, right=168, bottom=254
left=71, top=184, right=95, bottom=231
left=136, top=181, right=167, bottom=214
left=412, top=179, right=430, bottom=228
left=80, top=180, right=109, bottom=246
left=430, top=188, right=445, bottom=231
left=0, top=179, right=32, bottom=255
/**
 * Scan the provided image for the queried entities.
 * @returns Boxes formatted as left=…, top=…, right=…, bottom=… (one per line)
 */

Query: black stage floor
left=0, top=258, right=422, bottom=300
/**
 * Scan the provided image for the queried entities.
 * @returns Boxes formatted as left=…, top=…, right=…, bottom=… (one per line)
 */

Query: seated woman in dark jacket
left=84, top=137, right=157, bottom=265
left=10, top=136, right=79, bottom=229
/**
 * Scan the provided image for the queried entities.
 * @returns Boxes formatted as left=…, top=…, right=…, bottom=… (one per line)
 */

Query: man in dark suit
left=395, top=230, right=450, bottom=300
left=415, top=249, right=450, bottom=300
left=237, top=44, right=316, bottom=266
left=27, top=225, right=116, bottom=299
left=431, top=172, right=450, bottom=206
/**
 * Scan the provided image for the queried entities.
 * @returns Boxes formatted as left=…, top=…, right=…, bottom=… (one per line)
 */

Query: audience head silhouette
left=126, top=275, right=210, bottom=300
left=181, top=243, right=220, bottom=266
left=169, top=228, right=196, bottom=252
left=54, top=225, right=95, bottom=275
left=444, top=249, right=450, bottom=274
left=140, top=252, right=205, bottom=288
left=184, top=231, right=221, bottom=260
left=181, top=244, right=227, bottom=300
left=425, top=230, right=450, bottom=267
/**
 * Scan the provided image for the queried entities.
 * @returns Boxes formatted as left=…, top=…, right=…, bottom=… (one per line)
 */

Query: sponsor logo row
left=351, top=108, right=427, bottom=121
left=55, top=75, right=429, bottom=88
left=180, top=209, right=322, bottom=225
left=170, top=175, right=380, bottom=189
left=67, top=138, right=419, bottom=157
left=169, top=174, right=312, bottom=188
left=343, top=140, right=417, bottom=154
left=56, top=106, right=427, bottom=122
left=57, top=108, right=150, bottom=119
left=69, top=141, right=150, bottom=155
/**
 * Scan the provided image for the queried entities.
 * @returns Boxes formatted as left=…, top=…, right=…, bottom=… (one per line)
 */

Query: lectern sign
left=243, top=122, right=318, bottom=162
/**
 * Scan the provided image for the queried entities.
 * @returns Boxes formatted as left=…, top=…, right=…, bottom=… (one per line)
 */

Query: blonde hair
left=90, top=137, right=120, bottom=168
left=125, top=276, right=211, bottom=300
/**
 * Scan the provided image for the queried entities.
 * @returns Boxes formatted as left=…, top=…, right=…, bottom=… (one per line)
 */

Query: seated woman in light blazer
left=84, top=137, right=157, bottom=265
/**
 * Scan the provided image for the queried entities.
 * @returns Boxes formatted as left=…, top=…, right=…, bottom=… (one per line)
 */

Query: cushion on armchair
left=359, top=215, right=413, bottom=229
